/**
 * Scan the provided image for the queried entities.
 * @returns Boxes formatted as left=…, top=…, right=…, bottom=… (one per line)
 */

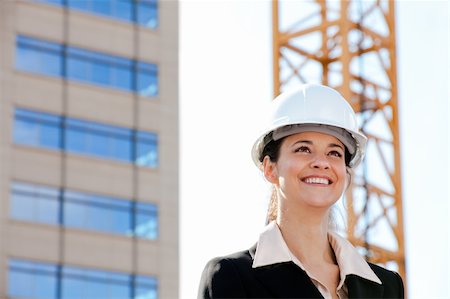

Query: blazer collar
left=250, top=245, right=384, bottom=298
left=249, top=221, right=385, bottom=298
left=252, top=221, right=381, bottom=284
left=250, top=244, right=324, bottom=298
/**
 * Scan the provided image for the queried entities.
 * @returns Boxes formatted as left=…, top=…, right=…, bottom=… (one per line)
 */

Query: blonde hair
left=265, top=187, right=278, bottom=224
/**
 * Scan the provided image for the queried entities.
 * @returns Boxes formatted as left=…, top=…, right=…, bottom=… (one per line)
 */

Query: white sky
left=179, top=1, right=449, bottom=298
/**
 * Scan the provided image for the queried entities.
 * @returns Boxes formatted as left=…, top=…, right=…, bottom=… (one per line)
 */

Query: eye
left=294, top=146, right=311, bottom=153
left=328, top=150, right=343, bottom=158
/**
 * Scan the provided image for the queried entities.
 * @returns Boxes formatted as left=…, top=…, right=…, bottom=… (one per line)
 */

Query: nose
left=310, top=155, right=330, bottom=169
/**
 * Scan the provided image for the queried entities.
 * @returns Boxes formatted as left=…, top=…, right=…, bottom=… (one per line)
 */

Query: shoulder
left=201, top=249, right=253, bottom=283
left=198, top=249, right=253, bottom=299
left=368, top=263, right=405, bottom=297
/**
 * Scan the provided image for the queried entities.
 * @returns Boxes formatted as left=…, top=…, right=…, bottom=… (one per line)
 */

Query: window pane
left=40, top=124, right=61, bottom=148
left=112, top=67, right=132, bottom=91
left=64, top=191, right=131, bottom=235
left=135, top=287, right=157, bottom=299
left=8, top=271, right=34, bottom=298
left=92, top=0, right=111, bottom=15
left=62, top=278, right=83, bottom=299
left=67, top=57, right=90, bottom=82
left=114, top=137, right=132, bottom=161
left=9, top=259, right=157, bottom=299
left=136, top=132, right=158, bottom=168
left=64, top=201, right=86, bottom=228
left=8, top=259, right=58, bottom=299
left=91, top=62, right=110, bottom=85
left=135, top=275, right=158, bottom=299
left=135, top=213, right=158, bottom=239
left=35, top=275, right=58, bottom=299
left=65, top=128, right=85, bottom=153
left=109, top=283, right=130, bottom=298
left=10, top=182, right=60, bottom=225
left=88, top=203, right=111, bottom=232
left=136, top=142, right=158, bottom=168
left=16, top=36, right=62, bottom=77
left=114, top=0, right=133, bottom=21
left=63, top=266, right=131, bottom=299
left=13, top=118, right=41, bottom=147
left=66, top=117, right=132, bottom=162
left=67, top=0, right=89, bottom=10
left=90, top=133, right=109, bottom=157
left=36, top=196, right=59, bottom=224
left=137, top=1, right=158, bottom=29
left=17, top=35, right=159, bottom=96
left=35, top=0, right=64, bottom=5
left=135, top=203, right=158, bottom=239
left=35, top=0, right=157, bottom=29
left=86, top=281, right=108, bottom=298
left=14, top=109, right=61, bottom=150
left=137, top=72, right=158, bottom=97
left=10, top=192, right=35, bottom=221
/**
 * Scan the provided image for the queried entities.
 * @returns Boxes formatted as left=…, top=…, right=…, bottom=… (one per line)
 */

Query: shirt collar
left=252, top=221, right=382, bottom=285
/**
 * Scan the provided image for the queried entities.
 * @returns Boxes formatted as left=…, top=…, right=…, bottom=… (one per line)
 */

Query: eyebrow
left=292, top=140, right=344, bottom=150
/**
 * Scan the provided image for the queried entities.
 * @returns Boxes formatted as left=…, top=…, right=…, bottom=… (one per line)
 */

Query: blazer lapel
left=345, top=274, right=384, bottom=298
left=249, top=245, right=324, bottom=298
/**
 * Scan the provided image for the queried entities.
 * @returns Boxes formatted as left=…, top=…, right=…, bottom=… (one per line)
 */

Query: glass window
left=10, top=182, right=59, bottom=224
left=8, top=259, right=58, bottom=299
left=135, top=275, right=158, bottom=299
left=37, top=0, right=157, bottom=28
left=67, top=56, right=90, bottom=82
left=16, top=36, right=63, bottom=77
left=13, top=108, right=61, bottom=150
left=14, top=108, right=158, bottom=168
left=137, top=0, right=158, bottom=29
left=10, top=181, right=159, bottom=240
left=135, top=202, right=158, bottom=239
left=8, top=258, right=158, bottom=299
left=62, top=266, right=131, bottom=299
left=17, top=35, right=158, bottom=97
left=36, top=0, right=64, bottom=5
left=114, top=0, right=133, bottom=22
left=67, top=0, right=89, bottom=10
left=10, top=182, right=60, bottom=225
left=64, top=190, right=132, bottom=235
left=136, top=132, right=158, bottom=168
left=67, top=46, right=134, bottom=92
left=137, top=62, right=158, bottom=97
left=112, top=66, right=133, bottom=91
left=61, top=277, right=83, bottom=299
left=92, top=0, right=111, bottom=15
left=66, top=118, right=132, bottom=162
left=66, top=46, right=144, bottom=93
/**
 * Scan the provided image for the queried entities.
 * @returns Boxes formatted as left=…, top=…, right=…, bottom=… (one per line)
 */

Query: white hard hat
left=251, top=83, right=367, bottom=168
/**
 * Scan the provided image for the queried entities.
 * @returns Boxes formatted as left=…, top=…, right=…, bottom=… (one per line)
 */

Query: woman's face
left=264, top=131, right=347, bottom=210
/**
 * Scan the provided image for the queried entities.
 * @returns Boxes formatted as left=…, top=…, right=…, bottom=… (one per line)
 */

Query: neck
left=276, top=201, right=336, bottom=266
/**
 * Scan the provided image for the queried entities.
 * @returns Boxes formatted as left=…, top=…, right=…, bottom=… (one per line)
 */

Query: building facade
left=0, top=0, right=178, bottom=298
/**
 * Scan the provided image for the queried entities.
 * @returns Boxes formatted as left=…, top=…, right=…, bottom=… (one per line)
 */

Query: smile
left=301, top=177, right=332, bottom=185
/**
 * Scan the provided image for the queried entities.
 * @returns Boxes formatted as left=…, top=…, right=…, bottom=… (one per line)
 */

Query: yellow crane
left=272, top=0, right=406, bottom=285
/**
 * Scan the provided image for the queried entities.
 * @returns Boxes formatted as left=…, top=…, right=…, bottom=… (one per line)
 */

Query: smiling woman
left=197, top=84, right=404, bottom=299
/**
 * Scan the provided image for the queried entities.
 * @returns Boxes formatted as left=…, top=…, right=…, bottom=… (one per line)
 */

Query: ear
left=263, top=156, right=279, bottom=185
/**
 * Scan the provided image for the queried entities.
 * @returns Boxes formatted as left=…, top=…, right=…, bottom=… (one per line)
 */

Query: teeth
left=304, top=177, right=330, bottom=185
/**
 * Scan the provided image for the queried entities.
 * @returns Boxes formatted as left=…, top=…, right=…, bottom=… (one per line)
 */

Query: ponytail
left=265, top=186, right=278, bottom=224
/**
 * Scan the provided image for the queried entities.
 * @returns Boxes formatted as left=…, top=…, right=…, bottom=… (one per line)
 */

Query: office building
left=0, top=0, right=178, bottom=298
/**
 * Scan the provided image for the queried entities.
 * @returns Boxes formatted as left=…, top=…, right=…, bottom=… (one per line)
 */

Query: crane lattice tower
left=272, top=0, right=406, bottom=283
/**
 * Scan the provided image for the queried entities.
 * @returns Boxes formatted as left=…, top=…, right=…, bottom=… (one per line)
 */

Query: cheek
left=335, top=166, right=348, bottom=185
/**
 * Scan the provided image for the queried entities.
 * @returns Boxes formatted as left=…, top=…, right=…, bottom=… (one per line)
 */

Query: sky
left=179, top=1, right=449, bottom=298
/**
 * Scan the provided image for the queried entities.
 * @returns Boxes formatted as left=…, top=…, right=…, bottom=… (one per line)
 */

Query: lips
left=301, top=176, right=332, bottom=185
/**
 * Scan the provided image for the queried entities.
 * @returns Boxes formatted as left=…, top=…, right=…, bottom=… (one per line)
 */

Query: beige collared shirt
left=252, top=221, right=382, bottom=299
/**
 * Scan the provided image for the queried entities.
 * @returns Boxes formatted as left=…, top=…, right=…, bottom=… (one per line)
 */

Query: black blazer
left=198, top=244, right=404, bottom=299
